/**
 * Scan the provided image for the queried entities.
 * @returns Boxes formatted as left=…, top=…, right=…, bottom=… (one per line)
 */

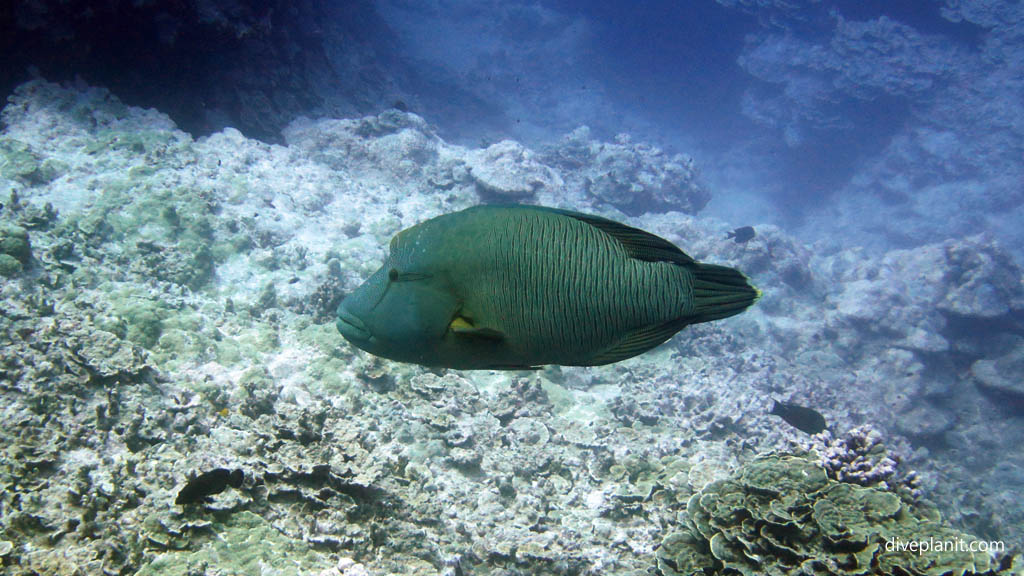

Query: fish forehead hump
left=387, top=208, right=496, bottom=268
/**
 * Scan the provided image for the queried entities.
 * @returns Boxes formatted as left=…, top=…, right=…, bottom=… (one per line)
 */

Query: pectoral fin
left=449, top=316, right=505, bottom=341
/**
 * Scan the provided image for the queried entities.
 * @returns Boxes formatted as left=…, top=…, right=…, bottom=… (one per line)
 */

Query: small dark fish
left=726, top=226, right=756, bottom=244
left=175, top=468, right=244, bottom=505
left=770, top=399, right=827, bottom=435
left=392, top=99, right=409, bottom=112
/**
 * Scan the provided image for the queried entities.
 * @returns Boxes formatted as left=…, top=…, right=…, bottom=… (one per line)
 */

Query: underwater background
left=1, top=1, right=1022, bottom=575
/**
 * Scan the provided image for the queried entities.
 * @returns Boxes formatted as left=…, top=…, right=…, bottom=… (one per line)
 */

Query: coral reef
left=0, top=78, right=1021, bottom=575
left=808, top=426, right=923, bottom=500
left=818, top=235, right=1024, bottom=358
left=542, top=126, right=710, bottom=215
left=657, top=453, right=1014, bottom=576
left=465, top=140, right=563, bottom=201
left=283, top=110, right=707, bottom=216
left=0, top=222, right=31, bottom=276
left=971, top=339, right=1024, bottom=410
left=810, top=235, right=1024, bottom=440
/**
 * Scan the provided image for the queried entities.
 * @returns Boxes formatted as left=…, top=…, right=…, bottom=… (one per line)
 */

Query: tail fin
left=689, top=263, right=760, bottom=324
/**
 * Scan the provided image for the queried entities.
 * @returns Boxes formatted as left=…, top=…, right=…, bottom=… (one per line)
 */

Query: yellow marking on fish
left=449, top=316, right=474, bottom=332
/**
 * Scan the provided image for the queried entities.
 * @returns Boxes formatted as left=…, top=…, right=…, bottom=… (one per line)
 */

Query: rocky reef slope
left=0, top=80, right=1021, bottom=575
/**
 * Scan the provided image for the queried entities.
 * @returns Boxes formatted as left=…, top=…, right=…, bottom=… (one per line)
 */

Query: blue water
left=379, top=0, right=1023, bottom=256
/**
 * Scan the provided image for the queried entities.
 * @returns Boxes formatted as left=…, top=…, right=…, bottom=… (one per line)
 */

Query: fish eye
left=388, top=268, right=399, bottom=282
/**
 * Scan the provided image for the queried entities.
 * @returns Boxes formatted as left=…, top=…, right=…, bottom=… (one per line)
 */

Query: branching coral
left=809, top=425, right=923, bottom=499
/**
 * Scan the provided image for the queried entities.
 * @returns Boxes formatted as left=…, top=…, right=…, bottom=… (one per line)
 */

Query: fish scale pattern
left=478, top=209, right=686, bottom=365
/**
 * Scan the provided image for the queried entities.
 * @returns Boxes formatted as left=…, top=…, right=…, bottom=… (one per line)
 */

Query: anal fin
left=588, top=318, right=689, bottom=366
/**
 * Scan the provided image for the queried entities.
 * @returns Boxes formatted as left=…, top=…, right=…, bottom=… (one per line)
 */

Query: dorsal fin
left=540, top=207, right=695, bottom=265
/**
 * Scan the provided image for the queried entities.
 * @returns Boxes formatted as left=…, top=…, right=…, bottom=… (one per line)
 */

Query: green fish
left=336, top=205, right=760, bottom=369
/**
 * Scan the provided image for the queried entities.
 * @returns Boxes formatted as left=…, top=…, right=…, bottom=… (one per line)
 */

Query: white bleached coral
left=464, top=140, right=562, bottom=200
left=543, top=126, right=710, bottom=215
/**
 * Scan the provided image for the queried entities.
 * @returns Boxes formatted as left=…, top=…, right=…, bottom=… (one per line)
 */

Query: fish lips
left=336, top=306, right=373, bottom=345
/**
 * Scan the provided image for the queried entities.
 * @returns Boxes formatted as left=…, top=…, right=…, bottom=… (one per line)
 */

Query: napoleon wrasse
left=337, top=205, right=760, bottom=370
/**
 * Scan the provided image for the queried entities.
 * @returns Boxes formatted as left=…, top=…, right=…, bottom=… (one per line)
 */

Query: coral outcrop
left=971, top=340, right=1024, bottom=409
left=543, top=126, right=710, bottom=215
left=465, top=140, right=563, bottom=201
left=657, top=454, right=1015, bottom=576
left=0, top=222, right=31, bottom=276
left=808, top=426, right=924, bottom=500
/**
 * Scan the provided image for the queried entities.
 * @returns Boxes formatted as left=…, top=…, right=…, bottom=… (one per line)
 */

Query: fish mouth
left=336, top=306, right=372, bottom=343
